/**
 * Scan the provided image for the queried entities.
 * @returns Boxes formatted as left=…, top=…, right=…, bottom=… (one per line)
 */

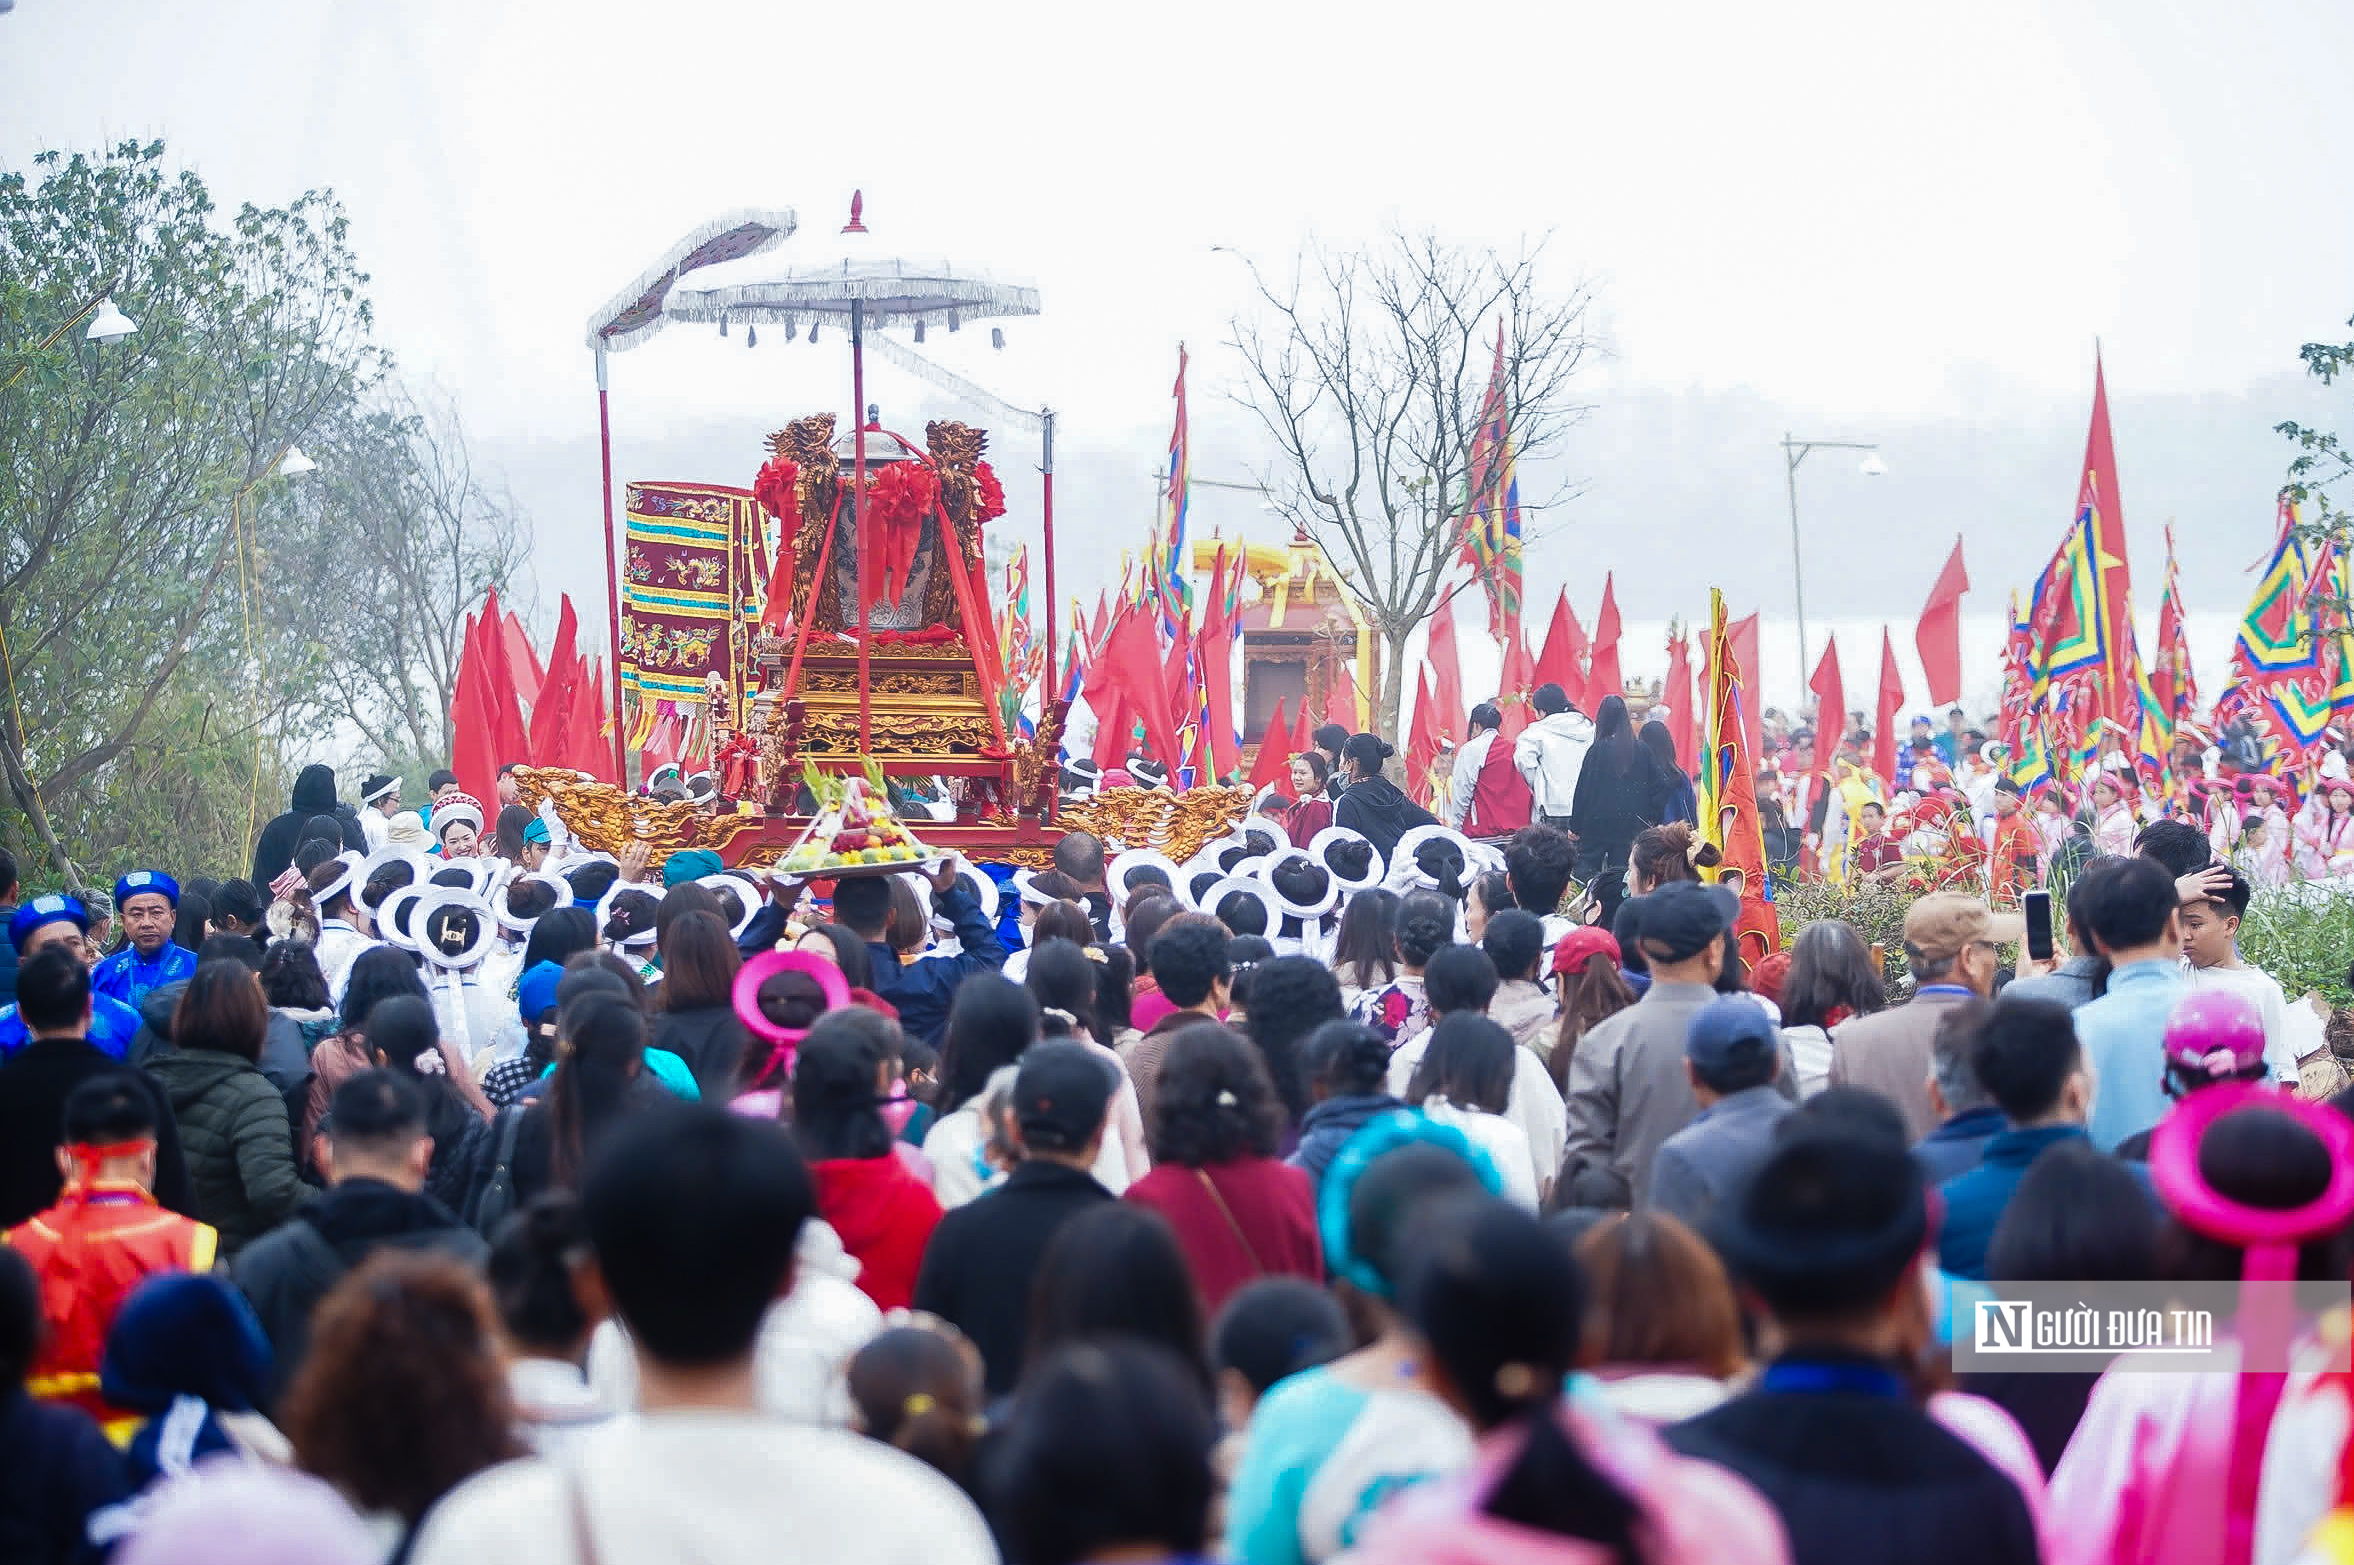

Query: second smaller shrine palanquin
left=742, top=412, right=1065, bottom=818
left=1190, top=532, right=1378, bottom=774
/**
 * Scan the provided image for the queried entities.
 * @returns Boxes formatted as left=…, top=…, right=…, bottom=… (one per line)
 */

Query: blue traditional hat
left=522, top=815, right=552, bottom=845
left=8, top=893, right=89, bottom=953
left=113, top=870, right=180, bottom=909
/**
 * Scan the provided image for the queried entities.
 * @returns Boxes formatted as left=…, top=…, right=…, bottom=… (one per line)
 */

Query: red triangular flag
left=1083, top=604, right=1182, bottom=780
left=567, top=654, right=614, bottom=781
left=1663, top=629, right=1695, bottom=774
left=1497, top=622, right=1537, bottom=742
left=471, top=588, right=534, bottom=789
left=1326, top=654, right=1360, bottom=733
left=447, top=612, right=496, bottom=805
left=1586, top=574, right=1623, bottom=711
left=527, top=596, right=581, bottom=766
left=1914, top=536, right=1969, bottom=707
left=1248, top=697, right=1293, bottom=792
left=502, top=609, right=545, bottom=712
left=1195, top=547, right=1240, bottom=779
left=1809, top=634, right=1846, bottom=795
left=1873, top=629, right=1905, bottom=790
left=1533, top=588, right=1589, bottom=714
left=1428, top=590, right=1467, bottom=742
left=1405, top=665, right=1444, bottom=808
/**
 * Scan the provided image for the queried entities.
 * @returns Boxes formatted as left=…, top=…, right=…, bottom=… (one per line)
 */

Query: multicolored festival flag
left=1697, top=588, right=1776, bottom=964
left=2150, top=523, right=2198, bottom=733
left=1457, top=324, right=1525, bottom=640
left=997, top=543, right=1040, bottom=738
left=2213, top=496, right=2350, bottom=763
left=1998, top=591, right=2053, bottom=793
left=1151, top=346, right=1194, bottom=632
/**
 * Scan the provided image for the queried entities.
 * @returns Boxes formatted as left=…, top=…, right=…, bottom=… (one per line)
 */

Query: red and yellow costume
left=3, top=1143, right=216, bottom=1427
left=1987, top=808, right=2043, bottom=902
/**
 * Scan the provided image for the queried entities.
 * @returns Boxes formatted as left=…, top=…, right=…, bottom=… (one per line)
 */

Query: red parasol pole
left=853, top=297, right=870, bottom=753
left=595, top=346, right=627, bottom=782
left=1041, top=409, right=1057, bottom=712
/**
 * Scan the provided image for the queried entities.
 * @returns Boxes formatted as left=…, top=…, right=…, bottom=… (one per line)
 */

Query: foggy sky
left=7, top=0, right=2351, bottom=710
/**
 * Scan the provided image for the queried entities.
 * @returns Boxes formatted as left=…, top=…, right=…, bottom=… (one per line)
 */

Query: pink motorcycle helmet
left=2162, top=988, right=2269, bottom=1088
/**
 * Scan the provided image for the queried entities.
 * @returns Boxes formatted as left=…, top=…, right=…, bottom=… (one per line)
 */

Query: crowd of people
left=1, top=723, right=2353, bottom=1565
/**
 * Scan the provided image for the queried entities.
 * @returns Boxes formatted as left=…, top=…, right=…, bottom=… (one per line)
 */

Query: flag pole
left=1042, top=409, right=1058, bottom=716
left=853, top=296, right=871, bottom=754
left=596, top=346, right=627, bottom=782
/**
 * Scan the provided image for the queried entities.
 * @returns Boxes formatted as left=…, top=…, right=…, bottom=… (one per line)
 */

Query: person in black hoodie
left=231, top=1069, right=489, bottom=1408
left=0, top=947, right=195, bottom=1227
left=1567, top=695, right=1674, bottom=925
left=251, top=762, right=367, bottom=886
left=647, top=910, right=748, bottom=1098
left=1331, top=733, right=1436, bottom=862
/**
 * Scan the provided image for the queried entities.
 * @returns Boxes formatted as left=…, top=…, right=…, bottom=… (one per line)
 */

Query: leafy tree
left=0, top=141, right=380, bottom=888
left=1229, top=229, right=1596, bottom=735
left=2282, top=315, right=2354, bottom=596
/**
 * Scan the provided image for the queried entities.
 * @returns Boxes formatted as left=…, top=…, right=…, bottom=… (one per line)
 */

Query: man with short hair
left=358, top=773, right=401, bottom=853
left=1448, top=702, right=1533, bottom=841
left=232, top=1069, right=488, bottom=1401
left=1051, top=830, right=1113, bottom=942
left=912, top=1041, right=1118, bottom=1397
left=1649, top=994, right=1792, bottom=1228
left=2070, top=856, right=2188, bottom=1150
left=1503, top=823, right=1577, bottom=943
left=1829, top=892, right=2021, bottom=1140
left=1936, top=996, right=2104, bottom=1279
left=0, top=898, right=143, bottom=1060
left=1513, top=683, right=1595, bottom=833
left=7, top=1075, right=215, bottom=1422
left=415, top=1104, right=994, bottom=1565
left=1127, top=913, right=1231, bottom=1125
left=1912, top=997, right=2004, bottom=1184
left=2004, top=859, right=2117, bottom=1011
left=1851, top=800, right=1904, bottom=882
left=496, top=762, right=523, bottom=808
left=90, top=871, right=197, bottom=1009
left=831, top=858, right=1004, bottom=1047
left=1665, top=1130, right=2041, bottom=1565
left=2176, top=864, right=2296, bottom=1085
left=0, top=947, right=192, bottom=1228
left=1559, top=881, right=1737, bottom=1209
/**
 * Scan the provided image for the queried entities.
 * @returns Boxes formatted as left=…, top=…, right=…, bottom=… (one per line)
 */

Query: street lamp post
left=1781, top=434, right=1885, bottom=701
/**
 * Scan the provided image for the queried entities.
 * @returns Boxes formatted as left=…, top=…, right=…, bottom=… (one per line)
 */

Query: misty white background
left=5, top=0, right=2347, bottom=722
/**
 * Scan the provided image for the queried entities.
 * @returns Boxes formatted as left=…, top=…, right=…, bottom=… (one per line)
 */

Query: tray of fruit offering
left=777, top=759, right=943, bottom=878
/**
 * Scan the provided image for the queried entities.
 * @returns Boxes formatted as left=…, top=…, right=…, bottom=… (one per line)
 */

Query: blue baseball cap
left=1686, top=994, right=1780, bottom=1077
left=522, top=816, right=551, bottom=846
left=516, top=960, right=565, bottom=1024
left=114, top=870, right=181, bottom=909
left=9, top=894, right=90, bottom=953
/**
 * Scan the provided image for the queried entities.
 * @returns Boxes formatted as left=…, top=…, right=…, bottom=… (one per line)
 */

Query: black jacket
left=1568, top=740, right=1675, bottom=865
left=1664, top=1356, right=2040, bottom=1565
left=0, top=1038, right=195, bottom=1229
left=911, top=1159, right=1113, bottom=1396
left=232, top=1177, right=489, bottom=1406
left=1332, top=775, right=1437, bottom=862
left=145, top=1047, right=312, bottom=1256
left=0, top=1387, right=129, bottom=1565
left=251, top=763, right=367, bottom=886
left=649, top=1005, right=749, bottom=1100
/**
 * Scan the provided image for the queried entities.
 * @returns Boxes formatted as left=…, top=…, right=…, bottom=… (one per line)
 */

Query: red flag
left=1083, top=604, right=1182, bottom=778
left=1248, top=697, right=1293, bottom=792
left=1873, top=629, right=1905, bottom=790
left=1497, top=623, right=1537, bottom=742
left=1291, top=700, right=1318, bottom=776
left=1405, top=665, right=1444, bottom=808
left=471, top=588, right=533, bottom=781
left=1533, top=589, right=1589, bottom=714
left=1091, top=688, right=1135, bottom=770
left=2080, top=354, right=2137, bottom=724
left=1809, top=634, right=1846, bottom=794
left=1195, top=547, right=1240, bottom=779
left=1728, top=614, right=1762, bottom=769
left=527, top=596, right=581, bottom=767
left=1326, top=652, right=1360, bottom=733
left=447, top=613, right=497, bottom=804
left=566, top=654, right=614, bottom=781
left=1586, top=574, right=1623, bottom=712
left=1914, top=536, right=1969, bottom=707
left=1428, top=590, right=1467, bottom=742
left=501, top=609, right=545, bottom=712
left=1663, top=629, right=1695, bottom=774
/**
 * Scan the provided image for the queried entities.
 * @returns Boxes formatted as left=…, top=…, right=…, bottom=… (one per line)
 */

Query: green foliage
left=2239, top=888, right=2354, bottom=1005
left=0, top=141, right=519, bottom=896
left=2280, top=314, right=2354, bottom=632
left=1770, top=879, right=1916, bottom=1001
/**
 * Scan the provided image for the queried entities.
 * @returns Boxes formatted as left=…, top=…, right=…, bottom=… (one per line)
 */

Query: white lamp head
left=277, top=447, right=318, bottom=477
left=85, top=297, right=136, bottom=345
left=1859, top=451, right=1888, bottom=477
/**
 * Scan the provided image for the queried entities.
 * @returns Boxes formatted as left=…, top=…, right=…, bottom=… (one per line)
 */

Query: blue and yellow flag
left=1457, top=325, right=1524, bottom=640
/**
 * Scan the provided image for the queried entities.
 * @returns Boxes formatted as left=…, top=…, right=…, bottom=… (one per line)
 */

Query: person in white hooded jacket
left=1514, top=683, right=1596, bottom=831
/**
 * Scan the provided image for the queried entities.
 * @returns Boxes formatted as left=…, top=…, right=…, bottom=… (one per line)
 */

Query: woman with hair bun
left=1333, top=733, right=1436, bottom=862
left=1349, top=889, right=1456, bottom=1048
left=1627, top=820, right=1720, bottom=898
left=1124, top=1023, right=1320, bottom=1313
left=1287, top=1021, right=1406, bottom=1187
